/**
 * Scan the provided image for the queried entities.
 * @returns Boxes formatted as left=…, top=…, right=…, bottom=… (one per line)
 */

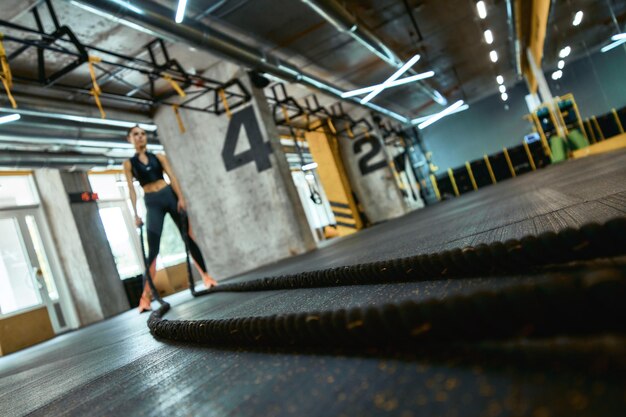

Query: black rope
left=146, top=218, right=626, bottom=346
left=179, top=210, right=200, bottom=297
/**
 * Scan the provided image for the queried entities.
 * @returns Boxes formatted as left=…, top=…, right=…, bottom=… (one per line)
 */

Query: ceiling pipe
left=505, top=0, right=522, bottom=78
left=69, top=0, right=410, bottom=124
left=301, top=0, right=447, bottom=106
left=0, top=133, right=163, bottom=153
left=0, top=150, right=125, bottom=169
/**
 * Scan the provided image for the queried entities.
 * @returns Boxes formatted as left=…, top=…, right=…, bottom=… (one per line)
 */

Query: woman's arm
left=123, top=160, right=142, bottom=226
left=157, top=153, right=186, bottom=211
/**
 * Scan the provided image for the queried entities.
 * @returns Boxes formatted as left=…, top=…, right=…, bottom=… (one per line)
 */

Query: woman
left=124, top=126, right=217, bottom=312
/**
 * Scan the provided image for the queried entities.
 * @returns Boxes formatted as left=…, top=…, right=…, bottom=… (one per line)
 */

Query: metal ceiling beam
left=0, top=150, right=126, bottom=169
left=300, top=0, right=446, bottom=106
left=69, top=0, right=410, bottom=124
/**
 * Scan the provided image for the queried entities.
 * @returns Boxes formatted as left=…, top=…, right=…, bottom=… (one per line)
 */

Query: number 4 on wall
left=222, top=106, right=273, bottom=172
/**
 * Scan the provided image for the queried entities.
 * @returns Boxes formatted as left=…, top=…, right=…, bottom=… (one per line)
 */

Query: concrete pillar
left=153, top=68, right=315, bottom=279
left=335, top=125, right=410, bottom=224
left=34, top=169, right=129, bottom=326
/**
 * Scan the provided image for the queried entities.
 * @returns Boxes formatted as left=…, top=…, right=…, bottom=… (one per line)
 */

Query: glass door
left=0, top=208, right=70, bottom=333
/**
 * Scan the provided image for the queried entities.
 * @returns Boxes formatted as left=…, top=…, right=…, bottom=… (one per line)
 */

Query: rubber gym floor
left=1, top=149, right=625, bottom=416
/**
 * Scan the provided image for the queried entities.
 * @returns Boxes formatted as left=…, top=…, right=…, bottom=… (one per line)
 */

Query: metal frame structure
left=0, top=0, right=251, bottom=115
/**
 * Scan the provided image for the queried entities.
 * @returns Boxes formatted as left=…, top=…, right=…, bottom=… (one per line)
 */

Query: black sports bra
left=130, top=152, right=165, bottom=186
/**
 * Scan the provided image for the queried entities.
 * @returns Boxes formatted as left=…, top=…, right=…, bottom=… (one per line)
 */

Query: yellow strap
left=218, top=88, right=232, bottom=119
left=163, top=73, right=186, bottom=98
left=0, top=34, right=17, bottom=108
left=327, top=119, right=337, bottom=135
left=87, top=56, right=102, bottom=94
left=90, top=88, right=106, bottom=119
left=345, top=122, right=354, bottom=139
left=522, top=141, right=536, bottom=171
left=465, top=161, right=477, bottom=190
left=503, top=147, right=516, bottom=177
left=281, top=105, right=291, bottom=124
left=172, top=104, right=186, bottom=134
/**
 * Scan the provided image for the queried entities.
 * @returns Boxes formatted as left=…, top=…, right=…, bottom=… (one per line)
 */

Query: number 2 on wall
left=222, top=106, right=273, bottom=172
left=353, top=135, right=387, bottom=175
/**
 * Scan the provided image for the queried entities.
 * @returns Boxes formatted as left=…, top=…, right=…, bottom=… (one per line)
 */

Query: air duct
left=69, top=0, right=410, bottom=123
left=301, top=0, right=447, bottom=105
left=0, top=150, right=125, bottom=169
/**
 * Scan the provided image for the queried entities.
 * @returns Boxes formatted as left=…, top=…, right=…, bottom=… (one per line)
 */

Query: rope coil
left=147, top=218, right=626, bottom=347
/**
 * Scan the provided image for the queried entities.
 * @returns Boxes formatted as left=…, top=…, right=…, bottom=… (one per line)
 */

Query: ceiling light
left=612, top=33, right=626, bottom=41
left=551, top=70, right=563, bottom=80
left=501, top=93, right=508, bottom=101
left=361, top=54, right=421, bottom=104
left=490, top=50, right=498, bottom=62
left=341, top=71, right=435, bottom=98
left=301, top=162, right=318, bottom=171
left=175, top=0, right=188, bottom=23
left=559, top=46, right=571, bottom=58
left=496, top=75, right=504, bottom=84
left=0, top=114, right=20, bottom=125
left=476, top=1, right=487, bottom=19
left=410, top=104, right=469, bottom=124
left=499, top=85, right=506, bottom=94
left=415, top=100, right=466, bottom=129
left=602, top=38, right=626, bottom=53
left=484, top=29, right=494, bottom=44
left=572, top=11, right=583, bottom=26
left=557, top=60, right=565, bottom=69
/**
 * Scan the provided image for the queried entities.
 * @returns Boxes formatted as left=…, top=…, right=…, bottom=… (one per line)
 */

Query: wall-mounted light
left=499, top=85, right=506, bottom=94
left=484, top=29, right=494, bottom=44
left=551, top=70, right=563, bottom=80
left=476, top=1, right=487, bottom=19
left=302, top=162, right=318, bottom=171
left=559, top=46, right=571, bottom=58
left=557, top=60, right=565, bottom=69
left=496, top=75, right=504, bottom=84
left=501, top=93, right=508, bottom=101
left=0, top=114, right=20, bottom=125
left=175, top=0, right=188, bottom=23
left=490, top=50, right=498, bottom=62
left=572, top=11, right=583, bottom=26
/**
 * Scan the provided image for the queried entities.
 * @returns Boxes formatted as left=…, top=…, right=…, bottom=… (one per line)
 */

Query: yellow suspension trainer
left=87, top=56, right=105, bottom=118
left=0, top=33, right=17, bottom=108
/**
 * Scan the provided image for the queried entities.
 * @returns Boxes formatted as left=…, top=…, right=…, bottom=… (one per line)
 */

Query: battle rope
left=147, top=218, right=626, bottom=347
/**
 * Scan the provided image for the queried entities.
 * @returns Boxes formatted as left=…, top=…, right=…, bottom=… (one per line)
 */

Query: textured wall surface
left=154, top=70, right=315, bottom=279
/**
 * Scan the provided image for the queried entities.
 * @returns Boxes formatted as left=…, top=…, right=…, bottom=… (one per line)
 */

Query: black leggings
left=144, top=185, right=207, bottom=273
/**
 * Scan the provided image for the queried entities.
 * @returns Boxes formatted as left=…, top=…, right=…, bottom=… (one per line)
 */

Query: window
left=89, top=172, right=187, bottom=278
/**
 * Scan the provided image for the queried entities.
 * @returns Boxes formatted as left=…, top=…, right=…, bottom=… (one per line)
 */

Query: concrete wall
left=59, top=172, right=129, bottom=317
left=34, top=169, right=103, bottom=325
left=337, top=130, right=409, bottom=223
left=421, top=49, right=626, bottom=171
left=154, top=69, right=315, bottom=279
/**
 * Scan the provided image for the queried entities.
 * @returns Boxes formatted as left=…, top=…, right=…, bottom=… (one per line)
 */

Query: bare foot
left=138, top=291, right=152, bottom=313
left=202, top=273, right=218, bottom=288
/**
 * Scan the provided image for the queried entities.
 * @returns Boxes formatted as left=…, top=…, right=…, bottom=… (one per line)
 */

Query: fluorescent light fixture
left=496, top=75, right=504, bottom=84
left=361, top=54, right=421, bottom=104
left=499, top=85, right=506, bottom=94
left=612, top=33, right=626, bottom=41
left=557, top=60, right=565, bottom=69
left=111, top=0, right=143, bottom=14
left=175, top=0, right=188, bottom=23
left=304, top=174, right=315, bottom=180
left=476, top=1, right=487, bottom=19
left=551, top=70, right=563, bottom=80
left=501, top=93, right=508, bottom=101
left=559, top=46, right=571, bottom=58
left=572, top=11, right=583, bottom=26
left=301, top=162, right=318, bottom=171
left=0, top=114, right=20, bottom=125
left=415, top=100, right=465, bottom=129
left=601, top=38, right=626, bottom=52
left=432, top=90, right=448, bottom=106
left=484, top=29, right=494, bottom=44
left=341, top=71, right=435, bottom=98
left=0, top=107, right=157, bottom=131
left=490, top=50, right=498, bottom=62
left=410, top=104, right=469, bottom=124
